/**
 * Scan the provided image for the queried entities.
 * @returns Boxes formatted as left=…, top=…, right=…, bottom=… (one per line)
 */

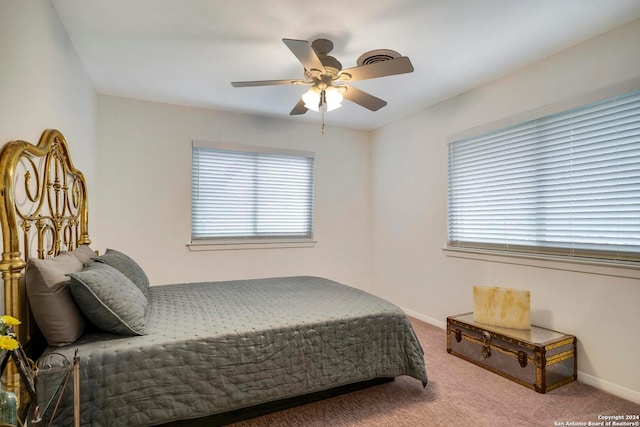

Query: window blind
left=448, top=89, right=640, bottom=262
left=192, top=142, right=314, bottom=241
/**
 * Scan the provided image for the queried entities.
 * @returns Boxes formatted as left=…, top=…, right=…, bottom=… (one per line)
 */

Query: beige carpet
left=231, top=318, right=640, bottom=427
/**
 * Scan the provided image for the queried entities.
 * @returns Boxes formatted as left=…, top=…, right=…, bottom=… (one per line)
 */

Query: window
left=448, top=90, right=640, bottom=262
left=191, top=141, right=314, bottom=242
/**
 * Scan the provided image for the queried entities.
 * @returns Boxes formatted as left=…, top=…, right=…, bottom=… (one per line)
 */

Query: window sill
left=442, top=247, right=640, bottom=280
left=187, top=239, right=316, bottom=251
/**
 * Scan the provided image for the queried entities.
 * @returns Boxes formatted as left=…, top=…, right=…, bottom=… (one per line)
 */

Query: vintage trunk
left=446, top=313, right=576, bottom=393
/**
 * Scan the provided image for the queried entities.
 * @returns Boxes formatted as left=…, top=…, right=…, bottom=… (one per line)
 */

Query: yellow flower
left=0, top=315, right=21, bottom=327
left=0, top=335, right=19, bottom=351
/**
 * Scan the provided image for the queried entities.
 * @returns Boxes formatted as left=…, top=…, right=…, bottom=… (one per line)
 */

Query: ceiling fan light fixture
left=302, top=86, right=321, bottom=112
left=324, top=86, right=343, bottom=112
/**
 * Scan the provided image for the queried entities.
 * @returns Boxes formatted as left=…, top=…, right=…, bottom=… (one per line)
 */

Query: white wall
left=0, top=0, right=96, bottom=315
left=0, top=1, right=97, bottom=188
left=371, top=19, right=640, bottom=402
left=96, top=96, right=372, bottom=291
left=7, top=0, right=637, bottom=404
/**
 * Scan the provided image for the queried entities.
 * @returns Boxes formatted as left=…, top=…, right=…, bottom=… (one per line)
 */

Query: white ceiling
left=52, top=0, right=640, bottom=131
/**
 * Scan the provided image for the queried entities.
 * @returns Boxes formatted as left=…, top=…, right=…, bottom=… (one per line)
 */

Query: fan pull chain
left=321, top=105, right=326, bottom=135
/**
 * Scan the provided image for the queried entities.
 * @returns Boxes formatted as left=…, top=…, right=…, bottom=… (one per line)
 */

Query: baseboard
left=577, top=371, right=640, bottom=404
left=401, top=307, right=446, bottom=329
left=401, top=307, right=640, bottom=405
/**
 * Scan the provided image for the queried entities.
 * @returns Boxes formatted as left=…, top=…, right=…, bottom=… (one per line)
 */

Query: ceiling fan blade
left=338, top=57, right=414, bottom=82
left=282, top=38, right=325, bottom=72
left=343, top=86, right=388, bottom=111
left=231, top=79, right=306, bottom=87
left=289, top=98, right=308, bottom=115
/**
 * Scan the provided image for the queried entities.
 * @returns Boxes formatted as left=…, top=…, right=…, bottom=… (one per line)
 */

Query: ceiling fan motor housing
left=305, top=39, right=342, bottom=79
left=311, top=38, right=334, bottom=55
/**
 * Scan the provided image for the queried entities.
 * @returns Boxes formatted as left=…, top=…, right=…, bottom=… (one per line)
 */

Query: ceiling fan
left=231, top=38, right=414, bottom=116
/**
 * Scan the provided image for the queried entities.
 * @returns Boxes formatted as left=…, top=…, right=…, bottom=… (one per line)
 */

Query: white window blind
left=448, top=89, right=640, bottom=262
left=192, top=142, right=314, bottom=241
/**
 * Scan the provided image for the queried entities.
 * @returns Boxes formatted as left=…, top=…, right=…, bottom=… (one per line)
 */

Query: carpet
left=231, top=317, right=640, bottom=427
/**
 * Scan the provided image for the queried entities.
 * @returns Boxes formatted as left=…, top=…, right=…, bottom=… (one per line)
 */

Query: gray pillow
left=92, top=249, right=149, bottom=296
left=67, top=262, right=147, bottom=336
left=26, top=253, right=86, bottom=346
left=69, top=244, right=96, bottom=264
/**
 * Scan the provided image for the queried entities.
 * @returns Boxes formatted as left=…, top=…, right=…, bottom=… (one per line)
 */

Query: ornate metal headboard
left=0, top=129, right=90, bottom=348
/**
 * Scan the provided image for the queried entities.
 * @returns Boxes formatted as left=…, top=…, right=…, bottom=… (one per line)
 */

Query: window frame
left=189, top=140, right=316, bottom=251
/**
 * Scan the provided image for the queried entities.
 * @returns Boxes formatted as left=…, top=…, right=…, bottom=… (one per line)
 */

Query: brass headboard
left=0, top=129, right=90, bottom=349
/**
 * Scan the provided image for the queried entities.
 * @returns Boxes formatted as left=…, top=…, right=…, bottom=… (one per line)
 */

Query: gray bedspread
left=46, top=276, right=428, bottom=426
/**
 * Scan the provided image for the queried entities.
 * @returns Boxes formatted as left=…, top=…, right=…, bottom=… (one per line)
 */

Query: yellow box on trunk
left=473, top=286, right=531, bottom=330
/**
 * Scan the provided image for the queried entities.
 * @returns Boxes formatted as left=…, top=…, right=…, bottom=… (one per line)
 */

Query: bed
left=0, top=130, right=428, bottom=426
